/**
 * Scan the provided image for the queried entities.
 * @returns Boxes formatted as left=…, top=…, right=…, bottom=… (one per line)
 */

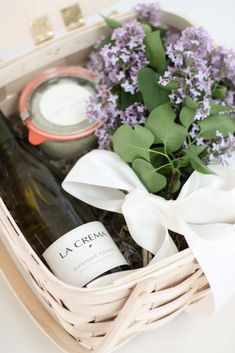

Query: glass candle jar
left=19, top=66, right=99, bottom=160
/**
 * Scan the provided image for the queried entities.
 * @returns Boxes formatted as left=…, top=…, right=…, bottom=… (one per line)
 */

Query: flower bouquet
left=87, top=2, right=235, bottom=196
left=63, top=2, right=235, bottom=311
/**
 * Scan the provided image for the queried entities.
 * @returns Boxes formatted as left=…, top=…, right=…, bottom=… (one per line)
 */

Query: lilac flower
left=166, top=26, right=214, bottom=69
left=87, top=19, right=148, bottom=94
left=87, top=50, right=105, bottom=83
left=207, top=132, right=235, bottom=165
left=158, top=67, right=175, bottom=86
left=86, top=18, right=150, bottom=149
left=95, top=128, right=112, bottom=150
left=194, top=98, right=211, bottom=120
left=97, top=20, right=148, bottom=94
left=87, top=89, right=119, bottom=126
left=86, top=90, right=148, bottom=148
left=86, top=90, right=121, bottom=149
left=211, top=46, right=235, bottom=82
left=134, top=2, right=162, bottom=27
left=179, top=27, right=214, bottom=58
left=225, top=91, right=235, bottom=106
left=111, top=20, right=144, bottom=48
left=189, top=123, right=200, bottom=139
left=164, top=27, right=181, bottom=47
left=160, top=27, right=217, bottom=119
left=120, top=103, right=147, bottom=126
left=196, top=137, right=204, bottom=146
left=169, top=86, right=185, bottom=105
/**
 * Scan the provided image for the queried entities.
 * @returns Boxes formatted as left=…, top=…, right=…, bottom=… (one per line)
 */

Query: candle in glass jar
left=19, top=67, right=100, bottom=160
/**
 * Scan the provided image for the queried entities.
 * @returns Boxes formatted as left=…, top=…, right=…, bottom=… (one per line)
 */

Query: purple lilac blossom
left=211, top=46, right=235, bottom=82
left=86, top=90, right=120, bottom=149
left=87, top=20, right=148, bottom=91
left=225, top=91, right=235, bottom=106
left=207, top=131, right=235, bottom=165
left=86, top=90, right=148, bottom=148
left=161, top=26, right=235, bottom=115
left=188, top=123, right=200, bottom=139
left=194, top=98, right=211, bottom=120
left=161, top=27, right=215, bottom=114
left=98, top=20, right=148, bottom=94
left=163, top=27, right=181, bottom=47
left=134, top=2, right=162, bottom=27
left=120, top=103, right=147, bottom=126
left=86, top=18, right=149, bottom=148
left=87, top=50, right=107, bottom=86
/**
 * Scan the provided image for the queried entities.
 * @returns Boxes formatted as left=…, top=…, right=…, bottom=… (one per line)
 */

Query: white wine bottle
left=0, top=111, right=129, bottom=287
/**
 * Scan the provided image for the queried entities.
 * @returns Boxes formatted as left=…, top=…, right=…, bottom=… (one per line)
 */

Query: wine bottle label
left=42, top=221, right=128, bottom=287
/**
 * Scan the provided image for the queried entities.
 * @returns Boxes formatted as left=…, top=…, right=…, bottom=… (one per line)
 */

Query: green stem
left=147, top=148, right=171, bottom=162
left=166, top=171, right=177, bottom=198
left=150, top=163, right=172, bottom=174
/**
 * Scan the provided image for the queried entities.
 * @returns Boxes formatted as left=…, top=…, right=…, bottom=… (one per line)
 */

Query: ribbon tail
left=150, top=230, right=178, bottom=263
left=179, top=221, right=235, bottom=312
left=122, top=189, right=178, bottom=258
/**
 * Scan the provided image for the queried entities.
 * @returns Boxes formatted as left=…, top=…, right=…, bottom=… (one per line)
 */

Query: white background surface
left=1, top=0, right=235, bottom=352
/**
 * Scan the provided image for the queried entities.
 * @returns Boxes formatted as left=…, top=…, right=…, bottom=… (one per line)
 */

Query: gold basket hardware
left=61, top=4, right=85, bottom=31
left=29, top=16, right=54, bottom=46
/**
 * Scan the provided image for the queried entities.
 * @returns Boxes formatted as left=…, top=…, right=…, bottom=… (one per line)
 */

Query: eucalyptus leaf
left=112, top=125, right=154, bottom=163
left=138, top=67, right=169, bottom=111
left=100, top=15, right=122, bottom=29
left=179, top=106, right=195, bottom=129
left=145, top=30, right=167, bottom=73
left=146, top=103, right=188, bottom=152
left=185, top=146, right=215, bottom=175
left=132, top=158, right=167, bottom=193
left=198, top=114, right=235, bottom=139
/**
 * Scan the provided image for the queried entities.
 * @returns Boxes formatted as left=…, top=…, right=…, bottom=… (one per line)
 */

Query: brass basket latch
left=29, top=4, right=85, bottom=46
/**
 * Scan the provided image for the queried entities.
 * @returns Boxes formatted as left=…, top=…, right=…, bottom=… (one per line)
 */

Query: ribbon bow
left=62, top=150, right=235, bottom=311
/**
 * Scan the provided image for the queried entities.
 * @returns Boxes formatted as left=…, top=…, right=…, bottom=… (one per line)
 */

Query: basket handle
left=94, top=278, right=155, bottom=353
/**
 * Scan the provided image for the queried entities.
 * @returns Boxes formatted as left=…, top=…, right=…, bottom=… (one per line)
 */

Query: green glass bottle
left=0, top=111, right=128, bottom=287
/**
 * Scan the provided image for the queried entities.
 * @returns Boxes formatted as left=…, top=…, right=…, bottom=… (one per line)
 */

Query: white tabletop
left=1, top=0, right=235, bottom=352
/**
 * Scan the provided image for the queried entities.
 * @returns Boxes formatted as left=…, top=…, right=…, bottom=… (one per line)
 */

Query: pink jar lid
left=19, top=66, right=100, bottom=145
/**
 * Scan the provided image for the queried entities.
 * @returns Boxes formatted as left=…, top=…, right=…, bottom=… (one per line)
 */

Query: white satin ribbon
left=62, top=150, right=235, bottom=311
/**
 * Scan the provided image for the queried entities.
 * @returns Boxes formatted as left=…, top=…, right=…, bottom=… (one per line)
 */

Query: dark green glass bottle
left=0, top=111, right=128, bottom=287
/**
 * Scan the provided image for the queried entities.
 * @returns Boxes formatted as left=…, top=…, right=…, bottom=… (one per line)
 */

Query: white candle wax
left=39, top=80, right=94, bottom=126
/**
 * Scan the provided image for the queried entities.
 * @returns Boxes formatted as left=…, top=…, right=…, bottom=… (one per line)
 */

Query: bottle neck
left=0, top=111, right=15, bottom=144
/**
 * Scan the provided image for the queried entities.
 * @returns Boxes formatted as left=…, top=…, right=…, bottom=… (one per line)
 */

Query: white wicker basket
left=0, top=10, right=210, bottom=353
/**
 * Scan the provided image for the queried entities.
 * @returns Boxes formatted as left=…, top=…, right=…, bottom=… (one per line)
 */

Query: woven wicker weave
left=0, top=10, right=210, bottom=353
left=0, top=198, right=210, bottom=353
